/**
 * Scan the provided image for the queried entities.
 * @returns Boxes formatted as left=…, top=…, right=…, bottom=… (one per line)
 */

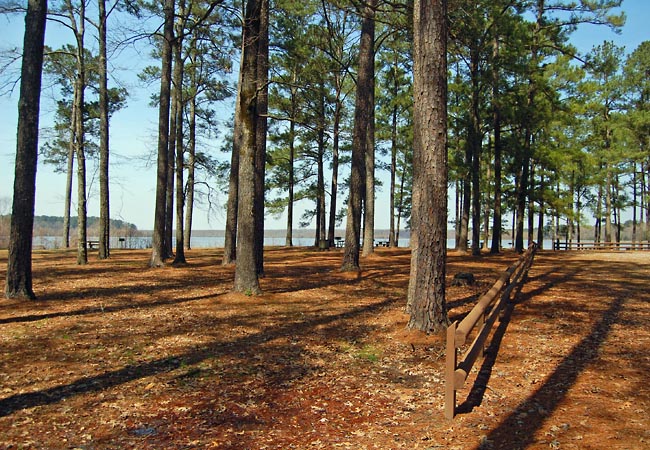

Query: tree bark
left=388, top=96, right=398, bottom=247
left=316, top=82, right=327, bottom=248
left=63, top=120, right=74, bottom=249
left=254, top=0, right=269, bottom=275
left=469, top=46, right=481, bottom=256
left=172, top=12, right=186, bottom=265
left=285, top=94, right=296, bottom=247
left=223, top=40, right=245, bottom=266
left=490, top=36, right=502, bottom=254
left=150, top=0, right=175, bottom=268
left=184, top=79, right=196, bottom=250
left=5, top=0, right=47, bottom=300
left=361, top=0, right=376, bottom=257
left=98, top=0, right=110, bottom=259
left=74, top=0, right=88, bottom=266
left=341, top=0, right=373, bottom=271
left=234, top=0, right=262, bottom=294
left=407, top=0, right=448, bottom=333
left=165, top=63, right=177, bottom=259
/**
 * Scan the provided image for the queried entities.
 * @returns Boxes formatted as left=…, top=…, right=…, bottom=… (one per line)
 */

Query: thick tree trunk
left=234, top=0, right=263, bottom=294
left=5, top=0, right=47, bottom=300
left=149, top=0, right=175, bottom=268
left=98, top=0, right=110, bottom=259
left=342, top=0, right=374, bottom=271
left=253, top=0, right=268, bottom=275
left=361, top=0, right=376, bottom=257
left=407, top=0, right=448, bottom=333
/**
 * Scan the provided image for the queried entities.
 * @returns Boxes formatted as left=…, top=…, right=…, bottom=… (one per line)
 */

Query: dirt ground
left=0, top=246, right=648, bottom=449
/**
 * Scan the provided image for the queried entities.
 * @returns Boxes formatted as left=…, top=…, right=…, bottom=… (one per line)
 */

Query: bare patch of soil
left=0, top=247, right=648, bottom=449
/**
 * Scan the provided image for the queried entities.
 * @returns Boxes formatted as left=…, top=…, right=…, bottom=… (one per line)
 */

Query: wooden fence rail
left=553, top=240, right=650, bottom=251
left=445, top=243, right=538, bottom=419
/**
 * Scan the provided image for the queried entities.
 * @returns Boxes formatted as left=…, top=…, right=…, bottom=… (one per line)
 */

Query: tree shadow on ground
left=0, top=295, right=400, bottom=418
left=483, top=294, right=624, bottom=448
left=0, top=290, right=229, bottom=325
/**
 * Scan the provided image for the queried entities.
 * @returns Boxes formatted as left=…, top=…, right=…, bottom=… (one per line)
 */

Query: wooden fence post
left=445, top=321, right=458, bottom=420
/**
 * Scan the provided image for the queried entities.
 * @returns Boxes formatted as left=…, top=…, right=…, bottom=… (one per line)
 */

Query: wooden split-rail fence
left=553, top=240, right=650, bottom=251
left=445, top=243, right=538, bottom=419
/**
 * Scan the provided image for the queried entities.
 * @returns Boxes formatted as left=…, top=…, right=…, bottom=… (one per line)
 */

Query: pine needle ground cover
left=1, top=247, right=648, bottom=449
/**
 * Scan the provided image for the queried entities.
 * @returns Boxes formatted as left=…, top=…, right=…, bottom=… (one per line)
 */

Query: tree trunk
left=469, top=46, right=481, bottom=256
left=361, top=0, right=376, bottom=257
left=389, top=101, right=397, bottom=247
left=514, top=136, right=530, bottom=253
left=253, top=0, right=269, bottom=276
left=595, top=183, right=602, bottom=243
left=5, top=0, right=47, bottom=300
left=483, top=148, right=491, bottom=250
left=341, top=0, right=374, bottom=271
left=490, top=36, right=502, bottom=254
left=75, top=0, right=88, bottom=266
left=285, top=109, right=295, bottom=247
left=396, top=167, right=406, bottom=246
left=537, top=174, right=544, bottom=248
left=407, top=0, right=448, bottom=333
left=605, top=164, right=612, bottom=243
left=165, top=66, right=177, bottom=259
left=234, top=0, right=262, bottom=294
left=528, top=162, right=536, bottom=246
left=63, top=126, right=74, bottom=249
left=223, top=36, right=247, bottom=266
left=316, top=83, right=327, bottom=248
left=184, top=80, right=196, bottom=250
left=172, top=16, right=186, bottom=265
left=632, top=164, right=638, bottom=246
left=327, top=77, right=342, bottom=248
left=459, top=170, right=470, bottom=252
left=222, top=106, right=241, bottom=264
left=149, top=0, right=175, bottom=268
left=641, top=162, right=650, bottom=242
left=98, top=0, right=110, bottom=259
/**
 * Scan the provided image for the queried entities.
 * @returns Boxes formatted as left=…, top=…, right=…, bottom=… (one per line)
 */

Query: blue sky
left=0, top=0, right=648, bottom=232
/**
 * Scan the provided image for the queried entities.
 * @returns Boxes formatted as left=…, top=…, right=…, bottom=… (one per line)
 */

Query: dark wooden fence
left=444, top=243, right=538, bottom=419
